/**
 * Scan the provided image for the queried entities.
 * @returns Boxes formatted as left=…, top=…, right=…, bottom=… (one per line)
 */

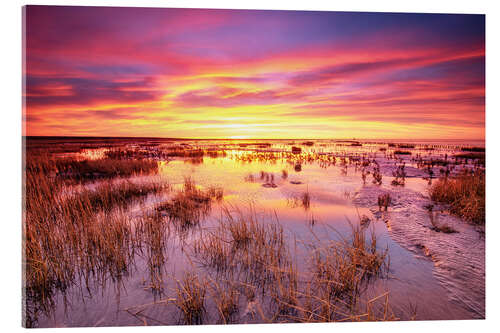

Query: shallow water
left=26, top=138, right=485, bottom=326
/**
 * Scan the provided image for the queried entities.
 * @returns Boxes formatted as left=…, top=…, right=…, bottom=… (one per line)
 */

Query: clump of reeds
left=25, top=174, right=153, bottom=279
left=352, top=292, right=398, bottom=322
left=268, top=262, right=299, bottom=318
left=311, top=224, right=387, bottom=306
left=391, top=163, right=406, bottom=186
left=193, top=207, right=288, bottom=284
left=227, top=218, right=253, bottom=249
left=193, top=231, right=232, bottom=272
left=461, top=147, right=485, bottom=152
left=208, top=281, right=240, bottom=324
left=185, top=157, right=204, bottom=164
left=260, top=171, right=275, bottom=183
left=349, top=224, right=389, bottom=278
left=207, top=185, right=224, bottom=201
left=377, top=194, right=391, bottom=211
left=286, top=190, right=311, bottom=210
left=301, top=190, right=311, bottom=209
left=54, top=157, right=158, bottom=180
left=454, top=153, right=485, bottom=160
left=396, top=144, right=415, bottom=149
left=70, top=179, right=168, bottom=212
left=429, top=170, right=485, bottom=225
left=454, top=152, right=485, bottom=166
left=206, top=150, right=228, bottom=158
left=174, top=272, right=207, bottom=325
left=192, top=205, right=392, bottom=323
left=156, top=178, right=222, bottom=229
left=272, top=220, right=390, bottom=323
left=259, top=171, right=277, bottom=188
left=135, top=212, right=171, bottom=292
left=372, top=164, right=382, bottom=185
left=394, top=150, right=411, bottom=155
left=165, top=147, right=205, bottom=158
left=361, top=168, right=370, bottom=185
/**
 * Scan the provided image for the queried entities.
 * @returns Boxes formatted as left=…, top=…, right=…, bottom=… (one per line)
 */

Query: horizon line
left=23, top=135, right=485, bottom=141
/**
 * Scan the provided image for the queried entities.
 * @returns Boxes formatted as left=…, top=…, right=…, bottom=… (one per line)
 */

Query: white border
left=1, top=1, right=498, bottom=332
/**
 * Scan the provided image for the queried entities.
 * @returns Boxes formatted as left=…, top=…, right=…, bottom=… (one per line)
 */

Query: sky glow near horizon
left=23, top=6, right=485, bottom=140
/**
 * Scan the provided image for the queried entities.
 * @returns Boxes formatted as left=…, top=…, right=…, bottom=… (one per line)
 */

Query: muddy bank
left=353, top=184, right=485, bottom=318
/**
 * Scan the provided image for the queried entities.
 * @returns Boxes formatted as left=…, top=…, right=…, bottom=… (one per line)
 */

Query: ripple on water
left=353, top=184, right=485, bottom=318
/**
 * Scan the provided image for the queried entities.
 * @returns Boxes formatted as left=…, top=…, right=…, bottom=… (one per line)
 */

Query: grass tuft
left=430, top=170, right=485, bottom=225
left=175, top=272, right=207, bottom=325
left=156, top=178, right=223, bottom=229
left=377, top=194, right=391, bottom=211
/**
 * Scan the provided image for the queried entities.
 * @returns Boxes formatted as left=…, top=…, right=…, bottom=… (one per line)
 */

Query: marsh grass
left=301, top=190, right=311, bottom=209
left=207, top=185, right=224, bottom=201
left=166, top=148, right=205, bottom=158
left=391, top=163, right=406, bottom=186
left=136, top=212, right=171, bottom=293
left=361, top=168, right=369, bottom=185
left=24, top=199, right=138, bottom=326
left=191, top=208, right=391, bottom=323
left=64, top=202, right=395, bottom=326
left=58, top=157, right=158, bottom=180
left=287, top=190, right=311, bottom=210
left=156, top=178, right=223, bottom=229
left=377, top=194, right=391, bottom=211
left=174, top=272, right=207, bottom=325
left=207, top=280, right=240, bottom=324
left=454, top=152, right=485, bottom=167
left=25, top=145, right=400, bottom=326
left=372, top=164, right=382, bottom=185
left=259, top=171, right=277, bottom=187
left=264, top=222, right=389, bottom=323
left=23, top=153, right=170, bottom=326
left=396, top=144, right=415, bottom=149
left=461, top=147, right=485, bottom=152
left=394, top=150, right=411, bottom=155
left=310, top=224, right=388, bottom=301
left=430, top=170, right=485, bottom=225
left=227, top=218, right=253, bottom=249
left=193, top=207, right=288, bottom=284
left=26, top=151, right=159, bottom=181
left=455, top=152, right=485, bottom=160
left=69, top=179, right=168, bottom=212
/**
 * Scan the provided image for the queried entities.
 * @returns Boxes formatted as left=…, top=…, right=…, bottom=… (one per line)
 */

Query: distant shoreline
left=23, top=136, right=485, bottom=142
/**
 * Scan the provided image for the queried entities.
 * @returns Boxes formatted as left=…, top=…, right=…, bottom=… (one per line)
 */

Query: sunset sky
left=23, top=6, right=485, bottom=139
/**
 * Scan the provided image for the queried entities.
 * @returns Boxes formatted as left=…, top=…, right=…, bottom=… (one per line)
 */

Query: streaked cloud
left=23, top=6, right=485, bottom=139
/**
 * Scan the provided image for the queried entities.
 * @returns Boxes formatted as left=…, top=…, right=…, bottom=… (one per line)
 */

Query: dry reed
left=430, top=170, right=485, bottom=224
